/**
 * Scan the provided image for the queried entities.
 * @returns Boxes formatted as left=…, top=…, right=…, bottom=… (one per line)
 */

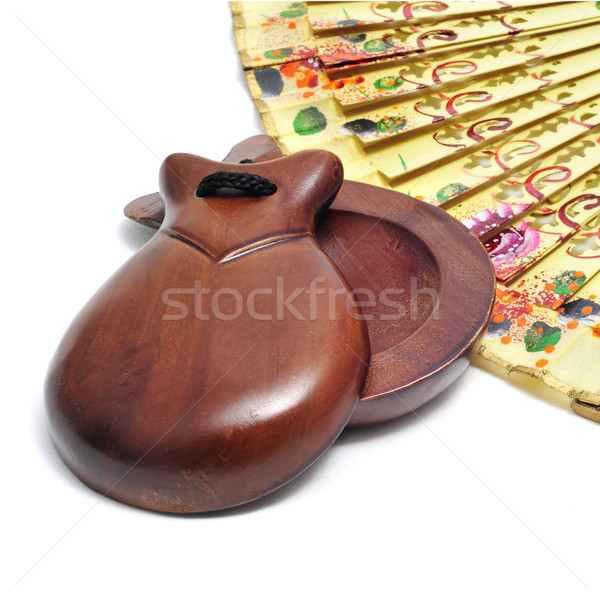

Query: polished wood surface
left=125, top=136, right=496, bottom=426
left=45, top=148, right=370, bottom=512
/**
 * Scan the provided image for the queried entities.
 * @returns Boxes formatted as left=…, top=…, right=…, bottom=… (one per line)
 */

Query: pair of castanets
left=45, top=136, right=495, bottom=513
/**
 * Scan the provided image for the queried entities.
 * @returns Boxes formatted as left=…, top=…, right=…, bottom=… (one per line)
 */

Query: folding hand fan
left=231, top=1, right=600, bottom=423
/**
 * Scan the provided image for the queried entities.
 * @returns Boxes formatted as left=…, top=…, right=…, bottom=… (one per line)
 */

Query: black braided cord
left=196, top=170, right=276, bottom=197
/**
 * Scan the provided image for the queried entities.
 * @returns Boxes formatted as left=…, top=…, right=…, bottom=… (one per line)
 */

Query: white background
left=3, top=1, right=600, bottom=598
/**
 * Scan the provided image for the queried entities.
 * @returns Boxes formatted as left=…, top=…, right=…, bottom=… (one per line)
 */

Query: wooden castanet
left=125, top=136, right=496, bottom=426
left=45, top=149, right=370, bottom=513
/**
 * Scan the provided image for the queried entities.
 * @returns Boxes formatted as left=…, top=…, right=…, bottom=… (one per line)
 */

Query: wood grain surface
left=45, top=147, right=370, bottom=513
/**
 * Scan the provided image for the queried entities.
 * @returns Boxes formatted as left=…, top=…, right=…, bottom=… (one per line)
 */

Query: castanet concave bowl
left=318, top=180, right=495, bottom=426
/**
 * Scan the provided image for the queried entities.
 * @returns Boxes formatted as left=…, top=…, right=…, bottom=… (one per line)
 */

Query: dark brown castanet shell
left=45, top=149, right=370, bottom=513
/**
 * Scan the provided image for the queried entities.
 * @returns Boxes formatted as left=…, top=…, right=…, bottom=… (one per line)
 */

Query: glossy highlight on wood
left=45, top=147, right=370, bottom=513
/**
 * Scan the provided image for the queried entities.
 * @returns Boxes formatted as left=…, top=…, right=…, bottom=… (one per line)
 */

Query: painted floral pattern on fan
left=231, top=1, right=600, bottom=420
